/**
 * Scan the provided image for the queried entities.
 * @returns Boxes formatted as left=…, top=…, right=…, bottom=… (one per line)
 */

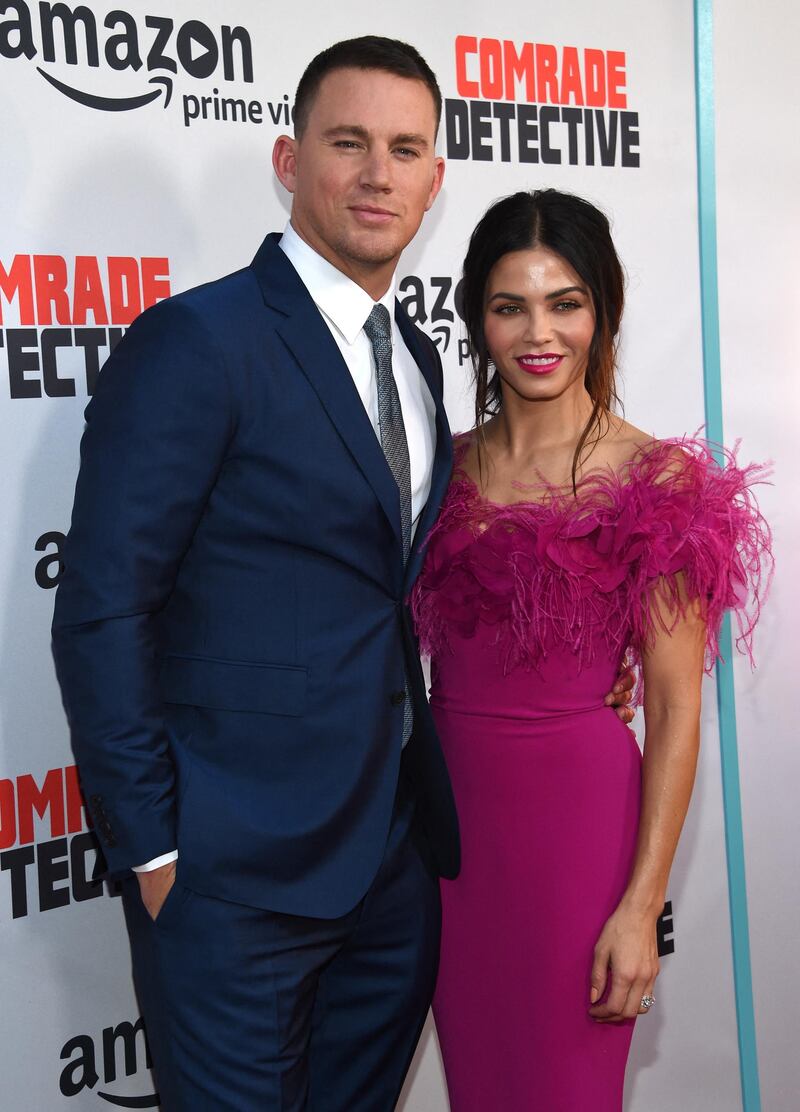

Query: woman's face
left=482, top=246, right=596, bottom=405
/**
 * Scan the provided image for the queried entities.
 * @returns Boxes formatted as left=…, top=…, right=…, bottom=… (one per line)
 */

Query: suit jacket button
left=390, top=690, right=406, bottom=706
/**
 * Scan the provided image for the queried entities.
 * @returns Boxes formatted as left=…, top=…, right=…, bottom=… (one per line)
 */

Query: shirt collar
left=279, top=221, right=396, bottom=345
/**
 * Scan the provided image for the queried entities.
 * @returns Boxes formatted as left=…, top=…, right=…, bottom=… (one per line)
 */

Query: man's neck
left=288, top=218, right=397, bottom=301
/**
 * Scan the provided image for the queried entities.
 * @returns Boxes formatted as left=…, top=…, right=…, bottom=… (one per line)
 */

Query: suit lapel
left=277, top=307, right=405, bottom=549
left=250, top=236, right=402, bottom=547
left=251, top=235, right=452, bottom=563
left=396, top=307, right=454, bottom=589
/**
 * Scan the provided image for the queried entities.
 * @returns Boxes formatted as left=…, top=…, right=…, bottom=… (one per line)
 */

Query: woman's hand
left=587, top=903, right=660, bottom=1023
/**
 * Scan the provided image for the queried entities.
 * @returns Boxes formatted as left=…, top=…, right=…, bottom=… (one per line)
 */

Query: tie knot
left=363, top=304, right=392, bottom=349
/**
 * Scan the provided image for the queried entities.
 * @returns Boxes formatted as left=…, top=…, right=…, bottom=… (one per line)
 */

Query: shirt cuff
left=132, top=850, right=179, bottom=873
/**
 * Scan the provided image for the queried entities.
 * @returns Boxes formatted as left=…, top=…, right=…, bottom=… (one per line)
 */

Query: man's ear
left=273, top=135, right=298, bottom=194
left=425, top=156, right=446, bottom=212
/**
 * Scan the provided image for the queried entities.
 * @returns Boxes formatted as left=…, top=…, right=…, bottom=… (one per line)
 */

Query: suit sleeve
left=52, top=297, right=236, bottom=874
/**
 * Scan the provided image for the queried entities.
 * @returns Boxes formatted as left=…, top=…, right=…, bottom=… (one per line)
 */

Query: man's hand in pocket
left=137, top=860, right=177, bottom=921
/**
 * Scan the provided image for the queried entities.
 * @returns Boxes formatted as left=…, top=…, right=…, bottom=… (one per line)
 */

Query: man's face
left=274, top=67, right=444, bottom=294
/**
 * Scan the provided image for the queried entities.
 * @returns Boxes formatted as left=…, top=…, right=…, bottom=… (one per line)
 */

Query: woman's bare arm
left=588, top=576, right=706, bottom=1022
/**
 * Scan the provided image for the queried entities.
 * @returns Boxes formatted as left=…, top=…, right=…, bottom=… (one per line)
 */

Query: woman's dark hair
left=462, top=189, right=625, bottom=491
left=293, top=36, right=442, bottom=138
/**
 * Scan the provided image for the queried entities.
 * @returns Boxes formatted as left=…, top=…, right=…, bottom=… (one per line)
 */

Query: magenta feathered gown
left=410, top=438, right=770, bottom=1112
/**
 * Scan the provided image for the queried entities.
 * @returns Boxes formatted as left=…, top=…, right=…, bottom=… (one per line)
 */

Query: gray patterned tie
left=363, top=304, right=414, bottom=744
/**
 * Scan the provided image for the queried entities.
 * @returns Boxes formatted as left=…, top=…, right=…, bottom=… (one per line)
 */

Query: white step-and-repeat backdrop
left=1, top=2, right=796, bottom=1108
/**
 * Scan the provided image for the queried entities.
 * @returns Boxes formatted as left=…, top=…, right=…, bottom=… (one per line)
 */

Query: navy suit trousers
left=122, top=779, right=441, bottom=1111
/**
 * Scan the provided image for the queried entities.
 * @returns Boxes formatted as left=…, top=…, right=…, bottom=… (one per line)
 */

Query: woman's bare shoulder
left=595, top=417, right=655, bottom=468
left=604, top=417, right=700, bottom=484
left=609, top=416, right=653, bottom=448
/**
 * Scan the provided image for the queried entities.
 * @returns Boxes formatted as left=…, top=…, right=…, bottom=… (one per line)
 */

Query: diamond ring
left=640, top=995, right=656, bottom=1011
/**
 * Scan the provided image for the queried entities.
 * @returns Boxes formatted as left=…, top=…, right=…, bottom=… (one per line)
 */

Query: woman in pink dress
left=411, top=189, right=770, bottom=1110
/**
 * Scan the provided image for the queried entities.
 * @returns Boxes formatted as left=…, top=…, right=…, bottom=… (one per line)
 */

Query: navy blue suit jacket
left=52, top=233, right=460, bottom=917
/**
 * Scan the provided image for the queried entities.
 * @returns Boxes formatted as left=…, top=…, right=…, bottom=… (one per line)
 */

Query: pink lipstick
left=515, top=354, right=564, bottom=376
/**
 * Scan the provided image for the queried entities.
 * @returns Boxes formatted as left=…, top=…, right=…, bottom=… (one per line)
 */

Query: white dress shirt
left=133, top=225, right=436, bottom=873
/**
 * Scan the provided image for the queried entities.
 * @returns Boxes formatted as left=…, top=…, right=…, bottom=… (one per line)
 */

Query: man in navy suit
left=53, top=34, right=633, bottom=1111
left=53, top=36, right=457, bottom=1111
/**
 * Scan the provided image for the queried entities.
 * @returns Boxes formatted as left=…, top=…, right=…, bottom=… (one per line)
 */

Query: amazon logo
left=60, top=1017, right=159, bottom=1106
left=0, top=2, right=253, bottom=114
left=398, top=274, right=471, bottom=364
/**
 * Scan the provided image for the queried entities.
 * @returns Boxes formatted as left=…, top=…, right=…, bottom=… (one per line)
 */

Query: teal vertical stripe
left=693, top=3, right=761, bottom=1109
